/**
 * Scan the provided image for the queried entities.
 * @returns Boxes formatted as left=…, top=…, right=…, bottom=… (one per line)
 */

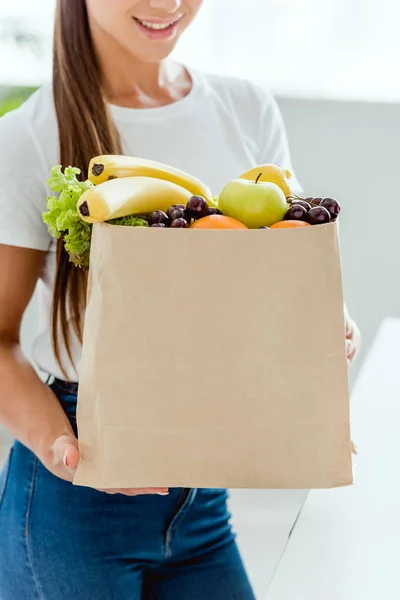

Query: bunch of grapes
left=149, top=197, right=221, bottom=228
left=285, top=197, right=341, bottom=225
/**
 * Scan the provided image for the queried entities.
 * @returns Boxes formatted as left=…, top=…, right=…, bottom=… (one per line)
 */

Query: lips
left=134, top=15, right=182, bottom=30
left=132, top=16, right=182, bottom=40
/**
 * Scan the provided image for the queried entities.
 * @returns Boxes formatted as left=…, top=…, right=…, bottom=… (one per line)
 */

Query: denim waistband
left=49, top=377, right=79, bottom=397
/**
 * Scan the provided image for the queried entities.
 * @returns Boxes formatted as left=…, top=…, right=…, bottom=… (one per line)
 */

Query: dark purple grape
left=320, top=197, right=341, bottom=219
left=290, top=200, right=312, bottom=212
left=151, top=223, right=166, bottom=228
left=310, top=197, right=323, bottom=206
left=149, top=210, right=170, bottom=226
left=170, top=218, right=189, bottom=228
left=208, top=207, right=222, bottom=216
left=167, top=206, right=186, bottom=221
left=306, top=206, right=331, bottom=225
left=186, top=196, right=209, bottom=219
left=285, top=204, right=308, bottom=221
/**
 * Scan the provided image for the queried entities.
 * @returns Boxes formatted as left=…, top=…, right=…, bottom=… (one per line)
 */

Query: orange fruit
left=191, top=215, right=248, bottom=229
left=270, top=220, right=310, bottom=229
left=239, top=164, right=293, bottom=197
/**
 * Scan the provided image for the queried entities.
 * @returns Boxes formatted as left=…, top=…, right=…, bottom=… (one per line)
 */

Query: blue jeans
left=0, top=380, right=255, bottom=599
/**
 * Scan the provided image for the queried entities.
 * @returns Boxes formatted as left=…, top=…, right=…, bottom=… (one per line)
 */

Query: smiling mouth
left=133, top=17, right=182, bottom=32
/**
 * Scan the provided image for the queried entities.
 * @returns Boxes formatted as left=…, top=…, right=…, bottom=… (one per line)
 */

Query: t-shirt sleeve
left=0, top=109, right=51, bottom=251
left=257, top=89, right=303, bottom=195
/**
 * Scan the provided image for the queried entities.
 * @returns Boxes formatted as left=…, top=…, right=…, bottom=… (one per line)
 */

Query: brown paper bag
left=74, top=221, right=353, bottom=490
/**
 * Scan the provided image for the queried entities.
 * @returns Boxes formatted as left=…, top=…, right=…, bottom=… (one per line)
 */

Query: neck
left=89, top=21, right=191, bottom=109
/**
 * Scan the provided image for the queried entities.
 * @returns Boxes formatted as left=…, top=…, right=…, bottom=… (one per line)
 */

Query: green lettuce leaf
left=108, top=215, right=149, bottom=227
left=43, top=166, right=94, bottom=268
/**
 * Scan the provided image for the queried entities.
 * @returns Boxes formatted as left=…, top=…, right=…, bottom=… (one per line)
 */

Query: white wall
left=277, top=97, right=400, bottom=384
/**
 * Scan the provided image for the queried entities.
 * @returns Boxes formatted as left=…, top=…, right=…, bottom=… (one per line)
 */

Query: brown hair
left=52, top=0, right=122, bottom=377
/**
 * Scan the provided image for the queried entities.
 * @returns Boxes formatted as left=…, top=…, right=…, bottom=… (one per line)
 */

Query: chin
left=130, top=43, right=178, bottom=63
left=125, top=18, right=187, bottom=63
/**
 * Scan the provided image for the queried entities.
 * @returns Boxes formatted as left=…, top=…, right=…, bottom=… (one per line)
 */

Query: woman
left=0, top=1, right=360, bottom=598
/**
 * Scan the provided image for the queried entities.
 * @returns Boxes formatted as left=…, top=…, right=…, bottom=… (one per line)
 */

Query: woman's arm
left=0, top=244, right=169, bottom=495
left=0, top=244, right=80, bottom=480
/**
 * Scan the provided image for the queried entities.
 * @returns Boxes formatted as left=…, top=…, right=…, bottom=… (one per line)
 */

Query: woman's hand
left=51, top=434, right=169, bottom=496
left=344, top=305, right=361, bottom=367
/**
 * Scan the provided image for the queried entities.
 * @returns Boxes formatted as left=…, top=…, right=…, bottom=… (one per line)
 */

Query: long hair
left=52, top=0, right=122, bottom=377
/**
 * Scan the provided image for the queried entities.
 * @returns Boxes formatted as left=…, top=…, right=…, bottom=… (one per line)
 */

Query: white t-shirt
left=0, top=68, right=302, bottom=382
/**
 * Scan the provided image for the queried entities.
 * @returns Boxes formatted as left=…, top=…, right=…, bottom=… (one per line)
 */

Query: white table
left=265, top=318, right=400, bottom=599
left=229, top=489, right=308, bottom=598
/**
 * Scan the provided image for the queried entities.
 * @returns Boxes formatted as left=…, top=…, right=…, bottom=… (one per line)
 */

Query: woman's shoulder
left=192, top=69, right=284, bottom=152
left=0, top=83, right=57, bottom=163
left=193, top=68, right=275, bottom=111
left=0, top=85, right=56, bottom=251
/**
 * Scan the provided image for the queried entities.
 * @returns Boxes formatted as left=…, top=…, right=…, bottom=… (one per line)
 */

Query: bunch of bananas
left=77, top=155, right=216, bottom=223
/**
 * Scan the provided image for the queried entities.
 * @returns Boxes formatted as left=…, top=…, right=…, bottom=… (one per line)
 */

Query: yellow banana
left=77, top=176, right=192, bottom=223
left=88, top=155, right=216, bottom=206
left=240, top=164, right=293, bottom=198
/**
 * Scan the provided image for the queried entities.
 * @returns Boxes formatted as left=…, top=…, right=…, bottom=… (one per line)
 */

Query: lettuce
left=43, top=166, right=93, bottom=268
left=42, top=166, right=149, bottom=269
left=108, top=215, right=149, bottom=227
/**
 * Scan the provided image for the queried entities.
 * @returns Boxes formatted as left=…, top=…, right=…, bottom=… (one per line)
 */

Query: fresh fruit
left=77, top=177, right=192, bottom=223
left=167, top=205, right=187, bottom=222
left=208, top=207, right=222, bottom=216
left=320, top=197, right=341, bottom=219
left=307, top=197, right=323, bottom=206
left=239, top=164, right=293, bottom=197
left=270, top=220, right=311, bottom=229
left=186, top=196, right=209, bottom=219
left=218, top=178, right=288, bottom=229
left=190, top=215, right=248, bottom=229
left=259, top=226, right=270, bottom=229
left=151, top=223, right=166, bottom=228
left=171, top=218, right=189, bottom=228
left=284, top=204, right=308, bottom=221
left=306, top=206, right=331, bottom=225
left=150, top=210, right=170, bottom=226
left=290, top=199, right=312, bottom=211
left=88, top=155, right=216, bottom=206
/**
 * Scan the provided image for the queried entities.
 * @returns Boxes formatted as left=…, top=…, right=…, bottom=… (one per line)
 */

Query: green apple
left=218, top=178, right=288, bottom=228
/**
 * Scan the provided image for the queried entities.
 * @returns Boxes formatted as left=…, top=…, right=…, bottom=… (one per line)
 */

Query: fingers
left=345, top=319, right=354, bottom=339
left=345, top=315, right=361, bottom=368
left=53, top=434, right=80, bottom=473
left=64, top=444, right=80, bottom=471
left=97, top=488, right=169, bottom=496
left=51, top=435, right=169, bottom=495
left=52, top=435, right=170, bottom=496
left=346, top=339, right=356, bottom=365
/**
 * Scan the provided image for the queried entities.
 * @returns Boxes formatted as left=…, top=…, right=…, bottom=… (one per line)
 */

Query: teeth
left=137, top=19, right=175, bottom=30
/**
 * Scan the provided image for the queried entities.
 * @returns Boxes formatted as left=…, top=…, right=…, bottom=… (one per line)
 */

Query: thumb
left=53, top=434, right=80, bottom=472
left=345, top=319, right=354, bottom=338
